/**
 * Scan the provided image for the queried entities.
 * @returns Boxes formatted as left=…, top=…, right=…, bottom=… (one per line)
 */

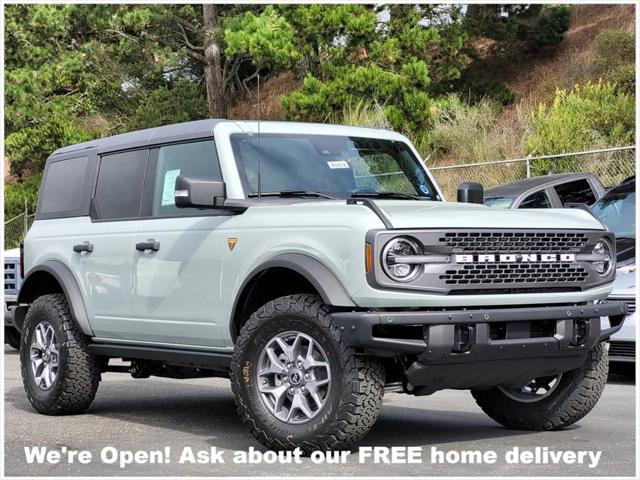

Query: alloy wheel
left=257, top=331, right=331, bottom=424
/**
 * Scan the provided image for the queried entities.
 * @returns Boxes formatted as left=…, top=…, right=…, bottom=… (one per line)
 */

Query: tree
left=465, top=4, right=571, bottom=50
left=277, top=4, right=471, bottom=133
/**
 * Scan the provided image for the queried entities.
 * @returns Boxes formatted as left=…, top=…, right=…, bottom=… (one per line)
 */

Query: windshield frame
left=230, top=133, right=442, bottom=201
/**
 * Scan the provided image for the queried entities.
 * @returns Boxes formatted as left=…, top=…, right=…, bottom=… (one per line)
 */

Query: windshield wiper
left=249, top=190, right=334, bottom=199
left=350, top=191, right=427, bottom=201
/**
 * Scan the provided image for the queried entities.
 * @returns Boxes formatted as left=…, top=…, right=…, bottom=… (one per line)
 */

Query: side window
left=151, top=140, right=221, bottom=217
left=518, top=190, right=551, bottom=209
left=554, top=179, right=596, bottom=206
left=40, top=156, right=89, bottom=215
left=94, top=150, right=149, bottom=220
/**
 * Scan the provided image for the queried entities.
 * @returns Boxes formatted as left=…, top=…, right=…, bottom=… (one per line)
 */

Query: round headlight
left=592, top=239, right=613, bottom=275
left=382, top=237, right=423, bottom=282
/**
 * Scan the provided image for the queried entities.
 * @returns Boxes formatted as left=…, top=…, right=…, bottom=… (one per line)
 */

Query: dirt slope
left=228, top=5, right=635, bottom=120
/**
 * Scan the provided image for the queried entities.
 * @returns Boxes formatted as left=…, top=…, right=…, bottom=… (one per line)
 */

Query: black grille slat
left=439, top=232, right=587, bottom=253
left=440, top=262, right=588, bottom=285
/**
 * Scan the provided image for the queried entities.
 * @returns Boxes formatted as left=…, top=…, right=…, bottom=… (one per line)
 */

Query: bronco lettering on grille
left=454, top=253, right=576, bottom=263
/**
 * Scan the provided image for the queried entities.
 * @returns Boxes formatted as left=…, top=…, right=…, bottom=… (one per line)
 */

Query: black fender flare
left=230, top=253, right=355, bottom=330
left=16, top=260, right=93, bottom=336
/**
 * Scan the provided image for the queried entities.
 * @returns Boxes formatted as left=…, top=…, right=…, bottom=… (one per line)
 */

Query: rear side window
left=94, top=150, right=149, bottom=220
left=518, top=190, right=551, bottom=209
left=40, top=157, right=89, bottom=215
left=554, top=179, right=596, bottom=205
left=151, top=140, right=221, bottom=217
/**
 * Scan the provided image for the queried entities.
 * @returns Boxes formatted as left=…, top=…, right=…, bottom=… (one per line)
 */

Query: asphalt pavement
left=3, top=346, right=636, bottom=477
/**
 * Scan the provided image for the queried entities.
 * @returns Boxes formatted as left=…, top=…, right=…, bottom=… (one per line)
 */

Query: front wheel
left=231, top=294, right=385, bottom=452
left=472, top=342, right=608, bottom=430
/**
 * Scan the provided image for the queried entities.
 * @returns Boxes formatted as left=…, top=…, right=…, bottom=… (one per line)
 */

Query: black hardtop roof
left=485, top=173, right=596, bottom=198
left=51, top=119, right=230, bottom=156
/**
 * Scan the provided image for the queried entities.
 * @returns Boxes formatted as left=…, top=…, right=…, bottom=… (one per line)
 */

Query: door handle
left=136, top=240, right=160, bottom=252
left=73, top=242, right=94, bottom=253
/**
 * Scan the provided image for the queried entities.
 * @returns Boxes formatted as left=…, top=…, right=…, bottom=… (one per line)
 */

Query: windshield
left=484, top=196, right=514, bottom=208
left=231, top=134, right=440, bottom=200
left=592, top=186, right=635, bottom=237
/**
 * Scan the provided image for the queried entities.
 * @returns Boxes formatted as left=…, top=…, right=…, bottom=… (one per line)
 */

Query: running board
left=89, top=343, right=232, bottom=372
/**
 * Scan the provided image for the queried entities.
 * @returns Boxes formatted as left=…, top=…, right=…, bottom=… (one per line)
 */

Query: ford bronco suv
left=17, top=120, right=626, bottom=452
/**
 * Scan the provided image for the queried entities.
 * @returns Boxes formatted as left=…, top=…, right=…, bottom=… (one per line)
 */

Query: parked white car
left=4, top=247, right=22, bottom=349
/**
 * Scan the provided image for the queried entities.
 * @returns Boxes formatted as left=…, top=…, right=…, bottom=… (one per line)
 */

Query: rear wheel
left=472, top=343, right=608, bottom=430
left=20, top=294, right=101, bottom=415
left=231, top=294, right=385, bottom=452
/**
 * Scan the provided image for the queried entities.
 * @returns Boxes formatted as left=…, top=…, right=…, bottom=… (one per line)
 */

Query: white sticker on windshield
left=162, top=169, right=181, bottom=206
left=327, top=160, right=350, bottom=169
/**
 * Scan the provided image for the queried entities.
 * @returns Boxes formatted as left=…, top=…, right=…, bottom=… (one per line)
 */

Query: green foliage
left=130, top=80, right=209, bottom=130
left=282, top=5, right=470, bottom=134
left=525, top=81, right=635, bottom=173
left=4, top=175, right=41, bottom=220
left=5, top=117, right=96, bottom=178
left=466, top=4, right=570, bottom=50
left=224, top=6, right=299, bottom=69
left=592, top=30, right=635, bottom=94
left=460, top=81, right=516, bottom=106
left=415, top=95, right=502, bottom=163
left=330, top=99, right=392, bottom=130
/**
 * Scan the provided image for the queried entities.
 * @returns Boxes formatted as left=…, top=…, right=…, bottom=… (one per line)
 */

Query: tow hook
left=453, top=324, right=474, bottom=353
left=571, top=319, right=590, bottom=346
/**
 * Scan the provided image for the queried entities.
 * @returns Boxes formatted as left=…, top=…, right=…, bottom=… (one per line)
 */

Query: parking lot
left=3, top=346, right=636, bottom=477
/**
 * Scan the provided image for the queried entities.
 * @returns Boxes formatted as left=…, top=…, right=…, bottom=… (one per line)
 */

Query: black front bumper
left=331, top=302, right=627, bottom=395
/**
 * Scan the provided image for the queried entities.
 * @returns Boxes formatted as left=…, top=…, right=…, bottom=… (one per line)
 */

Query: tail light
left=19, top=241, right=25, bottom=279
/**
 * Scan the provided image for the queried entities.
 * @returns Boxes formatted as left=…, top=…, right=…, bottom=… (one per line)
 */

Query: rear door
left=70, top=149, right=149, bottom=340
left=129, top=139, right=230, bottom=348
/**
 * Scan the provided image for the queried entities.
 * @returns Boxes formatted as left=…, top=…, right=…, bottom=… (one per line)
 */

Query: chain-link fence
left=4, top=212, right=35, bottom=250
left=429, top=146, right=636, bottom=200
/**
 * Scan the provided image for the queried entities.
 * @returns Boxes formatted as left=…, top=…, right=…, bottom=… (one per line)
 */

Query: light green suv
left=16, top=120, right=626, bottom=452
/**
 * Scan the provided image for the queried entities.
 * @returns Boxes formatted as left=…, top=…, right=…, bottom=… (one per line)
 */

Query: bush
left=4, top=175, right=41, bottom=220
left=331, top=99, right=392, bottom=130
left=461, top=81, right=516, bottom=107
left=592, top=30, right=635, bottom=94
left=415, top=94, right=502, bottom=163
left=130, top=79, right=209, bottom=130
left=525, top=81, right=635, bottom=174
left=5, top=116, right=95, bottom=179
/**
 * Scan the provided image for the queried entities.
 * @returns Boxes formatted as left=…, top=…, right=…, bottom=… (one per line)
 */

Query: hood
left=372, top=200, right=606, bottom=230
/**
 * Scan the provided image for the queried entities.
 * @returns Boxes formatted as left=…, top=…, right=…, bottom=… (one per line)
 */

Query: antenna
left=257, top=72, right=262, bottom=201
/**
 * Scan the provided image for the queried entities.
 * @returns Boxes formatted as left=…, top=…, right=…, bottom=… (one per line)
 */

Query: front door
left=130, top=140, right=230, bottom=348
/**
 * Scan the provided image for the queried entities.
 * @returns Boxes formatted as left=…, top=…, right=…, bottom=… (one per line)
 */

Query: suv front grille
left=371, top=229, right=613, bottom=294
left=439, top=231, right=587, bottom=253
left=441, top=262, right=589, bottom=285
left=4, top=258, right=20, bottom=295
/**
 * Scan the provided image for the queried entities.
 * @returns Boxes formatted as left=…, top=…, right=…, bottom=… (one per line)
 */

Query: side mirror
left=175, top=175, right=226, bottom=208
left=457, top=182, right=484, bottom=204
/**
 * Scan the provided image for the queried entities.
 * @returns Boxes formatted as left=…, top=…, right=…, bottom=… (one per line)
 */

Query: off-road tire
left=231, top=294, right=385, bottom=453
left=5, top=326, right=21, bottom=350
left=20, top=294, right=100, bottom=415
left=472, top=342, right=608, bottom=430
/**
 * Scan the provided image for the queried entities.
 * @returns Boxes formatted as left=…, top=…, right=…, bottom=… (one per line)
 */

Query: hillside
left=229, top=4, right=635, bottom=121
